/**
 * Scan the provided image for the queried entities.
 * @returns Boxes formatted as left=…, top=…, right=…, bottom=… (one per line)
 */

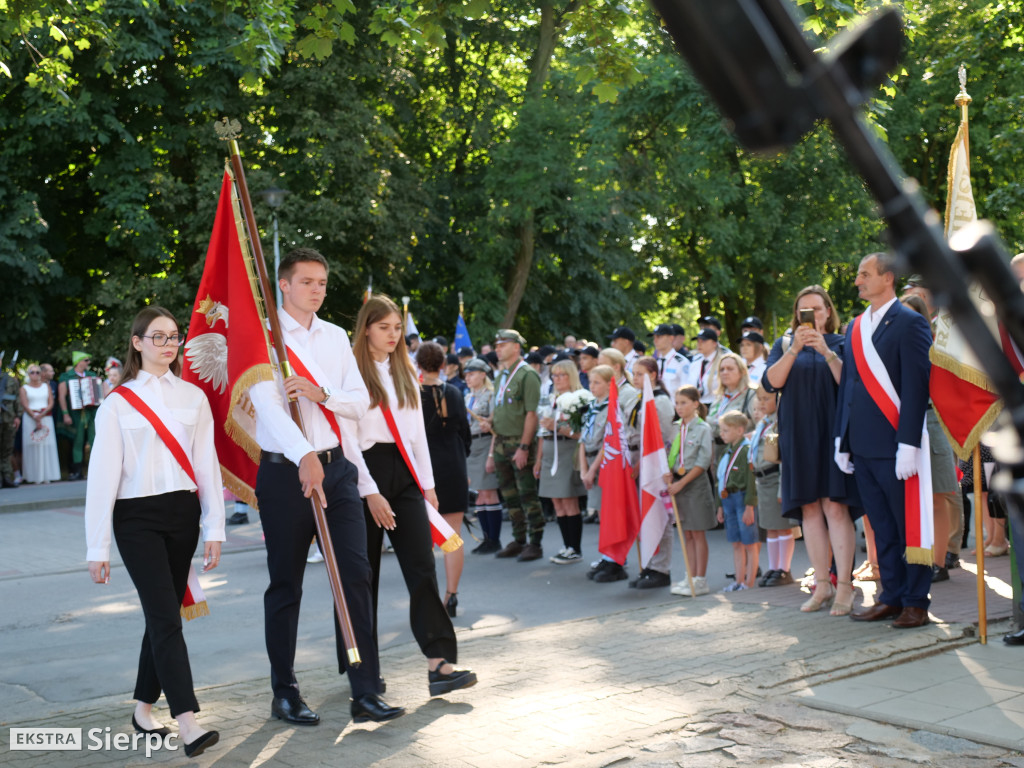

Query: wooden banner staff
left=217, top=119, right=361, bottom=666
left=954, top=67, right=988, bottom=644
left=668, top=495, right=696, bottom=599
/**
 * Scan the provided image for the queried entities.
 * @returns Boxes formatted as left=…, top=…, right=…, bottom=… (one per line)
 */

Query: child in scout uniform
left=716, top=410, right=759, bottom=592
left=666, top=385, right=715, bottom=597
left=750, top=386, right=798, bottom=587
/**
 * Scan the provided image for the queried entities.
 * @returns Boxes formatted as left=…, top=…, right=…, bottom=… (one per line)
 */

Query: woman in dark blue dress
left=764, top=285, right=860, bottom=616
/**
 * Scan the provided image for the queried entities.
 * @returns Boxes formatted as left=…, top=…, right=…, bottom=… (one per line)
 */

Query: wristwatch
left=518, top=443, right=530, bottom=451
left=320, top=386, right=332, bottom=402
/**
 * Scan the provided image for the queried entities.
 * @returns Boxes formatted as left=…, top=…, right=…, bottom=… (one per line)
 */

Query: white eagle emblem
left=186, top=296, right=229, bottom=393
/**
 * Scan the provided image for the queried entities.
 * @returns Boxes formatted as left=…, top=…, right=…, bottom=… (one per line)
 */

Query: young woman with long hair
left=344, top=295, right=477, bottom=696
left=84, top=306, right=224, bottom=758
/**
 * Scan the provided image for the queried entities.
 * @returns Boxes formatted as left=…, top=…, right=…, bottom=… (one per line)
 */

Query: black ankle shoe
left=428, top=660, right=478, bottom=696
left=351, top=693, right=405, bottom=723
left=184, top=730, right=219, bottom=758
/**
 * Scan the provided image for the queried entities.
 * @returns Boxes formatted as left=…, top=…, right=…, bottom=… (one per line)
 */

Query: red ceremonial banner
left=597, top=377, right=641, bottom=564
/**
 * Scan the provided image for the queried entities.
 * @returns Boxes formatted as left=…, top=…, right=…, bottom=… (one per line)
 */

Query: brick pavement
left=3, top=592, right=1012, bottom=767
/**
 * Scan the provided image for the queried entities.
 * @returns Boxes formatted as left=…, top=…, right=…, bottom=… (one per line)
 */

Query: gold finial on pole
left=459, top=291, right=465, bottom=317
left=955, top=64, right=971, bottom=172
left=402, top=295, right=410, bottom=334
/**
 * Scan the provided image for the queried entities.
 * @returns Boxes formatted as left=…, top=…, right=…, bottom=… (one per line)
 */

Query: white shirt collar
left=135, top=369, right=178, bottom=389
left=869, top=296, right=899, bottom=327
left=279, top=308, right=322, bottom=337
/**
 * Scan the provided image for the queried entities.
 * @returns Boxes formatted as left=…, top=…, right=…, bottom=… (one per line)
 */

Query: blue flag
left=455, top=314, right=473, bottom=352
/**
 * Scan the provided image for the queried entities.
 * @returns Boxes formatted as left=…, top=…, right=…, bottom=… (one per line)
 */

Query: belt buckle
left=323, top=449, right=333, bottom=464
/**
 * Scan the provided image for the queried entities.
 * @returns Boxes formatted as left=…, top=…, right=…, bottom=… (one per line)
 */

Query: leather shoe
left=850, top=602, right=902, bottom=622
left=226, top=511, right=249, bottom=525
left=495, top=540, right=524, bottom=558
left=131, top=714, right=170, bottom=736
left=428, top=660, right=478, bottom=696
left=1003, top=626, right=1024, bottom=646
left=892, top=606, right=930, bottom=629
left=184, top=730, right=219, bottom=758
left=931, top=564, right=949, bottom=583
left=635, top=569, right=671, bottom=589
left=351, top=693, right=405, bottom=723
left=765, top=570, right=794, bottom=587
left=516, top=543, right=543, bottom=562
left=271, top=695, right=320, bottom=725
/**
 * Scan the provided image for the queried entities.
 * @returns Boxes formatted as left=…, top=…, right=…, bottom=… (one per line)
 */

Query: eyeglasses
left=140, top=333, right=186, bottom=347
left=28, top=370, right=41, bottom=375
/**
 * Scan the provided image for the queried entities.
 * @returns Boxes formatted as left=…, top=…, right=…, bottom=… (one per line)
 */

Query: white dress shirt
left=656, top=350, right=690, bottom=397
left=747, top=357, right=767, bottom=386
left=84, top=370, right=226, bottom=562
left=248, top=310, right=370, bottom=465
left=687, top=351, right=720, bottom=404
left=341, top=357, right=435, bottom=498
left=865, top=295, right=899, bottom=335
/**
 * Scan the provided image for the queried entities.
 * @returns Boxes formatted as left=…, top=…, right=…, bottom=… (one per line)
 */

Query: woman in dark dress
left=764, top=285, right=860, bottom=616
left=417, top=342, right=472, bottom=616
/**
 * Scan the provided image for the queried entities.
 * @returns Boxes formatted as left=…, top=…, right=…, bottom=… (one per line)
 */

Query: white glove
left=895, top=443, right=919, bottom=480
left=834, top=437, right=854, bottom=475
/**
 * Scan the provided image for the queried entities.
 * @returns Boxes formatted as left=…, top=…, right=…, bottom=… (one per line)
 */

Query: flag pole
left=459, top=291, right=465, bottom=318
left=954, top=67, right=988, bottom=644
left=218, top=119, right=361, bottom=666
left=668, top=493, right=695, bottom=598
left=402, top=296, right=410, bottom=334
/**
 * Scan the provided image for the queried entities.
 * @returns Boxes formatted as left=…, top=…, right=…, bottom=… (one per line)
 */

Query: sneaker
left=472, top=539, right=501, bottom=555
left=945, top=552, right=960, bottom=570
left=550, top=547, right=582, bottom=565
left=722, top=581, right=748, bottom=593
left=592, top=562, right=628, bottom=583
left=587, top=560, right=611, bottom=580
left=671, top=580, right=693, bottom=596
left=635, top=570, right=671, bottom=589
left=692, top=576, right=709, bottom=596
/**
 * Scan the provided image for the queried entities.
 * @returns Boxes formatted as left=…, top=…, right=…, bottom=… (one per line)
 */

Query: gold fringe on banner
left=180, top=601, right=210, bottom=622
left=441, top=534, right=465, bottom=553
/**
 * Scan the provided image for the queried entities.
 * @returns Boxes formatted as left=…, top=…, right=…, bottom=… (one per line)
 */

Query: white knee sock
left=766, top=537, right=780, bottom=571
left=778, top=534, right=795, bottom=572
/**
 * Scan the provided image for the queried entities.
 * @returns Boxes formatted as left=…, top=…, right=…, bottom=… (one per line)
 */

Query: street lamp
left=257, top=184, right=290, bottom=308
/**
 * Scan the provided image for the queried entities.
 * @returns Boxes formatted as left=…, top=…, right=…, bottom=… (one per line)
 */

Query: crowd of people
left=4, top=245, right=1023, bottom=757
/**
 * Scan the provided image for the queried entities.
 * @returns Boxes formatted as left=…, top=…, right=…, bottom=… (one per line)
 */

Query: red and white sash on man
left=850, top=313, right=933, bottom=565
left=113, top=382, right=210, bottom=619
left=380, top=406, right=464, bottom=553
left=283, top=342, right=344, bottom=448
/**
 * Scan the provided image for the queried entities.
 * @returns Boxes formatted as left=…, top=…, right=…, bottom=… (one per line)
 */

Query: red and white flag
left=930, top=102, right=1002, bottom=459
left=638, top=376, right=672, bottom=568
left=181, top=165, right=277, bottom=507
left=597, top=378, right=641, bottom=564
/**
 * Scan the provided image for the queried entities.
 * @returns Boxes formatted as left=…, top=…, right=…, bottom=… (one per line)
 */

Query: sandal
left=830, top=580, right=854, bottom=616
left=800, top=583, right=835, bottom=613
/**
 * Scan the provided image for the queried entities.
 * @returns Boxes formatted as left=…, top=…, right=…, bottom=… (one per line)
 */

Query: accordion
left=68, top=377, right=103, bottom=410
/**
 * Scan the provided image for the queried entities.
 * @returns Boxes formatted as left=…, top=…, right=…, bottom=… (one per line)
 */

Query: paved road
left=2, top=488, right=1021, bottom=766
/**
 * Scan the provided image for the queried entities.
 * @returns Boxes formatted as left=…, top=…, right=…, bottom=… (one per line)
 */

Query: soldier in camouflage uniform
left=0, top=354, right=24, bottom=487
left=487, top=329, right=545, bottom=562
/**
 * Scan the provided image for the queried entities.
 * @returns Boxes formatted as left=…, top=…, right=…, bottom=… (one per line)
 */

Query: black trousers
left=113, top=490, right=200, bottom=718
left=256, top=455, right=379, bottom=699
left=360, top=443, right=457, bottom=663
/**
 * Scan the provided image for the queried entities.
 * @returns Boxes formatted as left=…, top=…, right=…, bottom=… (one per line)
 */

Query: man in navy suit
left=834, top=252, right=933, bottom=628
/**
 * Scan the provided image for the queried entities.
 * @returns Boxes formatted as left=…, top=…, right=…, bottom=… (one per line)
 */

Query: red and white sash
left=380, top=406, right=464, bottom=553
left=113, top=383, right=210, bottom=619
left=850, top=313, right=933, bottom=564
left=283, top=342, right=343, bottom=449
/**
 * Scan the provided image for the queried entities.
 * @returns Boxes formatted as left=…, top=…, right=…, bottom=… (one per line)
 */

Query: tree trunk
left=501, top=3, right=562, bottom=326
left=503, top=217, right=535, bottom=327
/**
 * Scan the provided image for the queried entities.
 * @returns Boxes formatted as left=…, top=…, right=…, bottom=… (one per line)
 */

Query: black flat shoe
left=445, top=592, right=458, bottom=617
left=184, top=730, right=219, bottom=759
left=1004, top=627, right=1024, bottom=646
left=351, top=693, right=405, bottom=723
left=428, top=660, right=478, bottom=696
left=131, top=714, right=171, bottom=736
left=271, top=695, right=320, bottom=725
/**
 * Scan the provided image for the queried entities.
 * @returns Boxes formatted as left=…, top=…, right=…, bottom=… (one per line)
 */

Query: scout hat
left=494, top=329, right=527, bottom=346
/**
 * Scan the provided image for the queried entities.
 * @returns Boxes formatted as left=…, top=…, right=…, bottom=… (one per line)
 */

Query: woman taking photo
left=416, top=341, right=472, bottom=616
left=464, top=358, right=502, bottom=553
left=345, top=295, right=477, bottom=696
left=84, top=306, right=224, bottom=758
left=535, top=358, right=587, bottom=564
left=764, top=285, right=860, bottom=616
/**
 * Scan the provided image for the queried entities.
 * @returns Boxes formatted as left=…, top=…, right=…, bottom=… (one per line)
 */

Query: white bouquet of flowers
left=555, top=388, right=596, bottom=433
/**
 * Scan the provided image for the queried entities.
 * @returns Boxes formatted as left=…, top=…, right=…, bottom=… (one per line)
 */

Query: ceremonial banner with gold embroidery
left=182, top=165, right=276, bottom=505
left=929, top=90, right=1002, bottom=459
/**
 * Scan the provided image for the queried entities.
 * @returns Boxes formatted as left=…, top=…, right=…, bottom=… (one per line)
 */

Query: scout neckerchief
left=850, top=311, right=933, bottom=564
left=496, top=359, right=527, bottom=404
left=113, top=381, right=209, bottom=620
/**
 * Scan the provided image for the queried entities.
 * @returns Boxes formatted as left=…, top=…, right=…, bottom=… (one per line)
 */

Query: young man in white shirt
left=649, top=323, right=690, bottom=396
left=249, top=248, right=403, bottom=726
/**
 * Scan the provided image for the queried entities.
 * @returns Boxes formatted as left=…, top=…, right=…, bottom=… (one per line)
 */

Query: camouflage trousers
left=0, top=417, right=16, bottom=483
left=492, top=434, right=544, bottom=545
